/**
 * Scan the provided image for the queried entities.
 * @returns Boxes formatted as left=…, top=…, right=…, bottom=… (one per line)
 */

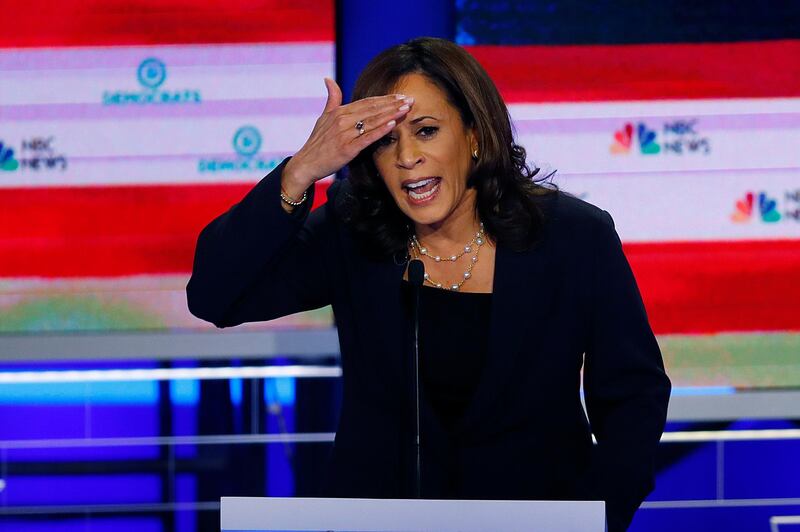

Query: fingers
left=320, top=76, right=407, bottom=119
left=346, top=96, right=414, bottom=151
left=335, top=97, right=413, bottom=139
left=323, top=77, right=342, bottom=113
left=357, top=103, right=410, bottom=135
left=340, top=94, right=412, bottom=122
left=352, top=117, right=398, bottom=151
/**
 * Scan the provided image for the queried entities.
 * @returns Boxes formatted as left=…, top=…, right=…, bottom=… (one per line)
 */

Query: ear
left=469, top=126, right=479, bottom=153
left=469, top=126, right=480, bottom=159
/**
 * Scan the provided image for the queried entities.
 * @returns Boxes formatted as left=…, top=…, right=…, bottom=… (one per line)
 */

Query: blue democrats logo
left=233, top=126, right=262, bottom=157
left=137, top=58, right=167, bottom=89
left=199, top=126, right=284, bottom=174
left=103, top=58, right=201, bottom=106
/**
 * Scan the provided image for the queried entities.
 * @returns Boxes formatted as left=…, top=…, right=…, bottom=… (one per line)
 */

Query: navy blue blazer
left=187, top=157, right=671, bottom=532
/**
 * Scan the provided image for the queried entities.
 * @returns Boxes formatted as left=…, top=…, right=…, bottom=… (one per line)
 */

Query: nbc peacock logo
left=0, top=140, right=19, bottom=171
left=612, top=119, right=711, bottom=156
left=610, top=122, right=661, bottom=155
left=731, top=191, right=781, bottom=223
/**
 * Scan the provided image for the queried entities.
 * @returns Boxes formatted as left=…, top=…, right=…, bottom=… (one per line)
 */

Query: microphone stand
left=408, top=259, right=425, bottom=499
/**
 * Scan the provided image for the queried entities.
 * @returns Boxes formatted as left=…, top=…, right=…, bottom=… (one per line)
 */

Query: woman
left=187, top=37, right=671, bottom=531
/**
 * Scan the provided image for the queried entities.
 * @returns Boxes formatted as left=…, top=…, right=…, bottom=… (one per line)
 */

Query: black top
left=401, top=279, right=492, bottom=432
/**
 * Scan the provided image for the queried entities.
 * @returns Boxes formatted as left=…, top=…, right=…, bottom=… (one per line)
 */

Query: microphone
left=408, top=259, right=425, bottom=498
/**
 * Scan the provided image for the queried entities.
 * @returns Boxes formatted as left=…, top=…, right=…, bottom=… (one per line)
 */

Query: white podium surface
left=221, top=496, right=605, bottom=532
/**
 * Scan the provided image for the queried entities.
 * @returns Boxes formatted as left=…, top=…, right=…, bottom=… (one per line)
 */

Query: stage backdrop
left=456, top=0, right=800, bottom=392
left=2, top=1, right=799, bottom=391
left=1, top=3, right=335, bottom=529
left=0, top=0, right=335, bottom=334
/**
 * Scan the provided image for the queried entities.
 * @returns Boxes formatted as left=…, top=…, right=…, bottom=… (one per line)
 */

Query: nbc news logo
left=0, top=141, right=19, bottom=171
left=732, top=191, right=800, bottom=223
left=611, top=120, right=711, bottom=156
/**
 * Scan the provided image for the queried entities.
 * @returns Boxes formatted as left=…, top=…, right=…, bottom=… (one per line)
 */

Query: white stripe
left=0, top=158, right=335, bottom=187
left=641, top=497, right=800, bottom=509
left=0, top=116, right=319, bottom=158
left=661, top=428, right=800, bottom=442
left=509, top=98, right=800, bottom=120
left=0, top=117, right=322, bottom=187
left=0, top=501, right=220, bottom=516
left=0, top=43, right=333, bottom=105
left=0, top=432, right=336, bottom=450
left=772, top=516, right=800, bottom=531
left=559, top=168, right=800, bottom=242
left=516, top=124, right=799, bottom=176
left=0, top=365, right=341, bottom=384
left=0, top=65, right=333, bottom=104
left=508, top=100, right=800, bottom=210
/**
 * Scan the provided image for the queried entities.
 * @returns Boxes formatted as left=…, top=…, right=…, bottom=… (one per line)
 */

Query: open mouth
left=403, top=177, right=441, bottom=203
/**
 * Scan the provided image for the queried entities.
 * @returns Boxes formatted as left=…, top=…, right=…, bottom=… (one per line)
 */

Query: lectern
left=221, top=496, right=605, bottom=531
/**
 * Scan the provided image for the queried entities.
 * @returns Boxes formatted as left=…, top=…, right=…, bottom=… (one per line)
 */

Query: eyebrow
left=409, top=115, right=439, bottom=124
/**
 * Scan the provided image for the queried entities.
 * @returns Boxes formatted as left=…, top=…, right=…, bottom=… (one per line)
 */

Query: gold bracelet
left=280, top=187, right=308, bottom=207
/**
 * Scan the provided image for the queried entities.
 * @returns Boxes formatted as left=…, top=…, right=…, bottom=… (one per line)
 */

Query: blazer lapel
left=452, top=237, right=557, bottom=439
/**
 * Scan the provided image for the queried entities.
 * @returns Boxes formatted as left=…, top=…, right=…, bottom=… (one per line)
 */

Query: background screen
left=0, top=0, right=335, bottom=334
left=456, top=0, right=800, bottom=391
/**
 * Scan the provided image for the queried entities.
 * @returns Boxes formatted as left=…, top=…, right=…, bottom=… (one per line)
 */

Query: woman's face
left=371, top=73, right=477, bottom=228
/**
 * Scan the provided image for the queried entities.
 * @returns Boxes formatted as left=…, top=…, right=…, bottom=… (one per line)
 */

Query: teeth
left=408, top=180, right=440, bottom=201
left=405, top=177, right=436, bottom=189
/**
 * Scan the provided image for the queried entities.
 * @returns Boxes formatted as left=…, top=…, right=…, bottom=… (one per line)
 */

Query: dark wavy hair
left=338, top=37, right=558, bottom=258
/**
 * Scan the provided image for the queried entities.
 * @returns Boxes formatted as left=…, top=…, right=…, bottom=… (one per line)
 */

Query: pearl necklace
left=408, top=222, right=485, bottom=291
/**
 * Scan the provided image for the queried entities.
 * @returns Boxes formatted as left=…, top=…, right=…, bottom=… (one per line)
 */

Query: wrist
left=282, top=158, right=313, bottom=198
left=279, top=158, right=312, bottom=213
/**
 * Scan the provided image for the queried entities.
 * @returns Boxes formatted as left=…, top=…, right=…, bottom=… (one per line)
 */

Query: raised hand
left=281, top=77, right=414, bottom=201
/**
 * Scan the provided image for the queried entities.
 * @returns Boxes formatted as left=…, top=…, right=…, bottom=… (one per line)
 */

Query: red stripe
left=2, top=185, right=798, bottom=334
left=3, top=0, right=333, bottom=48
left=466, top=40, right=800, bottom=102
left=0, top=182, right=329, bottom=277
left=624, top=240, right=800, bottom=335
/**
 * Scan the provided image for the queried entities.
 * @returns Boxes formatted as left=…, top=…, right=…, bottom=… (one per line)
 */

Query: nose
left=395, top=136, right=423, bottom=170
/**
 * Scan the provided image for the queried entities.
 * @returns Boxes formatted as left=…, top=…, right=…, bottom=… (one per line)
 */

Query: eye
left=418, top=126, right=438, bottom=138
left=374, top=135, right=395, bottom=150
